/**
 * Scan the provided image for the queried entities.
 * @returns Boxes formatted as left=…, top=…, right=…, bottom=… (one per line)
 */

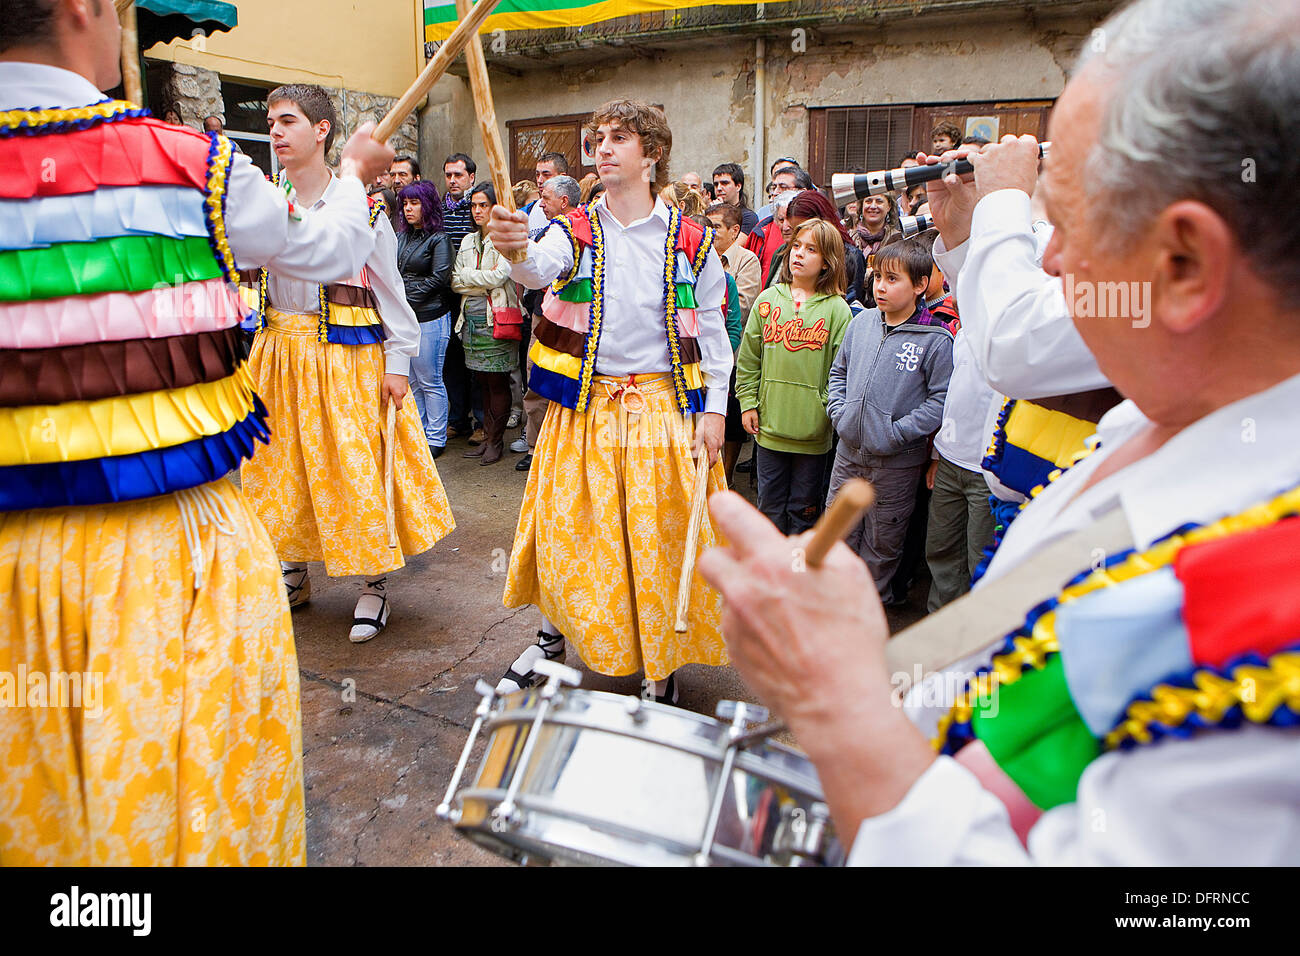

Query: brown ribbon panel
left=532, top=315, right=702, bottom=366
left=0, top=326, right=249, bottom=406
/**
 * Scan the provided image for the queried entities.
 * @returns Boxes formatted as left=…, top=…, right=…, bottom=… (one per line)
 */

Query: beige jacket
left=721, top=241, right=762, bottom=319
left=450, top=231, right=520, bottom=334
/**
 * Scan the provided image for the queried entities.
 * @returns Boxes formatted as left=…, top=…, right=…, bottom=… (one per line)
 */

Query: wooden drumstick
left=674, top=453, right=713, bottom=633
left=384, top=401, right=397, bottom=549
left=802, top=479, right=875, bottom=568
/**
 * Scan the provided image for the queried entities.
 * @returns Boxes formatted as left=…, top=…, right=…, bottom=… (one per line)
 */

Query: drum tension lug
left=492, top=661, right=581, bottom=827
left=436, top=679, right=500, bottom=822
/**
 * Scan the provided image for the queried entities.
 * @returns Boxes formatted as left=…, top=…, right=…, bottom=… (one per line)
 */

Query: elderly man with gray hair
left=539, top=174, right=581, bottom=224
left=698, top=0, right=1300, bottom=865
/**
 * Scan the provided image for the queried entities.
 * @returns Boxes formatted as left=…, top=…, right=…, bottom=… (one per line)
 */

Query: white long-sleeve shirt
left=850, top=371, right=1300, bottom=865
left=933, top=331, right=1001, bottom=472
left=0, top=63, right=380, bottom=303
left=264, top=176, right=420, bottom=377
left=509, top=196, right=733, bottom=416
left=933, top=189, right=1110, bottom=400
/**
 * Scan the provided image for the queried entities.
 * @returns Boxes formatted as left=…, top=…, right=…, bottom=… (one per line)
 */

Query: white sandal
left=283, top=565, right=311, bottom=608
left=349, top=578, right=390, bottom=643
left=496, top=631, right=566, bottom=693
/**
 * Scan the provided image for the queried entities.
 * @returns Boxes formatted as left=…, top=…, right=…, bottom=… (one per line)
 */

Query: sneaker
left=506, top=410, right=522, bottom=429
left=496, top=631, right=566, bottom=694
left=515, top=452, right=533, bottom=472
left=509, top=436, right=530, bottom=454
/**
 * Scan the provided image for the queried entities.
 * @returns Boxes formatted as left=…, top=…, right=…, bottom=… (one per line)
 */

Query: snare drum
left=438, top=662, right=842, bottom=866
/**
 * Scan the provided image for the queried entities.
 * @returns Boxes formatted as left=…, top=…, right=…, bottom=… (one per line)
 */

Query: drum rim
left=487, top=689, right=824, bottom=794
left=483, top=708, right=824, bottom=794
left=455, top=786, right=778, bottom=867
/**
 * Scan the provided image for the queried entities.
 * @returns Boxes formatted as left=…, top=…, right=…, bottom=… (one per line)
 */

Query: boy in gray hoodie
left=826, top=239, right=954, bottom=593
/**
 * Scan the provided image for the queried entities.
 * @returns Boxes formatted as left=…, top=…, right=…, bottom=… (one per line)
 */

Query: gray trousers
left=826, top=452, right=926, bottom=594
left=925, top=455, right=995, bottom=612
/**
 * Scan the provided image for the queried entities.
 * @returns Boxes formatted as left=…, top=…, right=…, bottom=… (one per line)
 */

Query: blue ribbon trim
left=0, top=399, right=270, bottom=511
left=970, top=495, right=1025, bottom=587
left=527, top=363, right=582, bottom=410
left=324, top=323, right=385, bottom=346
left=992, top=444, right=1058, bottom=500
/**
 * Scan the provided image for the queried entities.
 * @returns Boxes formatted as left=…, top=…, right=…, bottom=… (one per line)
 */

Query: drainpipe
left=753, top=35, right=766, bottom=207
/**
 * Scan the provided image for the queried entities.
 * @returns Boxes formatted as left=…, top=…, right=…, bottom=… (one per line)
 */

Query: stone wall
left=153, top=62, right=420, bottom=170
left=160, top=62, right=223, bottom=127
left=418, top=75, right=477, bottom=194
left=326, top=89, right=420, bottom=168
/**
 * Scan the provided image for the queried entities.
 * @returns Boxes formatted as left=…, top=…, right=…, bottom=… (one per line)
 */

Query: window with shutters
left=822, top=106, right=915, bottom=178
left=808, top=100, right=1052, bottom=191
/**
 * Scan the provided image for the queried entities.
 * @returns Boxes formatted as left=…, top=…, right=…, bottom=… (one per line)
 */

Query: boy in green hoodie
left=736, top=219, right=854, bottom=533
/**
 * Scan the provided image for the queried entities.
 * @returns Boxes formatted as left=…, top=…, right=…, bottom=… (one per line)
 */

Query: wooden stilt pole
left=118, top=1, right=143, bottom=106
left=453, top=0, right=525, bottom=263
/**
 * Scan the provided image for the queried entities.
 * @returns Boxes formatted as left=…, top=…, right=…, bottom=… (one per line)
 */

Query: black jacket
left=396, top=228, right=455, bottom=321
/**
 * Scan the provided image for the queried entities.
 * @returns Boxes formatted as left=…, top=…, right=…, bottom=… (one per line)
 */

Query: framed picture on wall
left=965, top=116, right=999, bottom=142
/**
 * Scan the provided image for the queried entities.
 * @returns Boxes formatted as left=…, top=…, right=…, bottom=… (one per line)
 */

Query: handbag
left=475, top=239, right=524, bottom=341
left=491, top=304, right=524, bottom=341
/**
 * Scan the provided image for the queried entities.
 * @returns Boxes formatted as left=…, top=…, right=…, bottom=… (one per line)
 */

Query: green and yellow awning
left=423, top=0, right=772, bottom=43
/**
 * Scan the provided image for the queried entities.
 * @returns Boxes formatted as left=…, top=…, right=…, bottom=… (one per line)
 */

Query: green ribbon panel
left=556, top=278, right=592, bottom=303
left=0, top=235, right=223, bottom=302
left=971, top=655, right=1101, bottom=810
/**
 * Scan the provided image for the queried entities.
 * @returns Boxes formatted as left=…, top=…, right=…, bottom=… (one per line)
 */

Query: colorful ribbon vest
left=526, top=200, right=714, bottom=414
left=972, top=387, right=1123, bottom=584
left=937, top=482, right=1300, bottom=811
left=0, top=100, right=266, bottom=511
left=241, top=191, right=387, bottom=345
left=982, top=388, right=1121, bottom=501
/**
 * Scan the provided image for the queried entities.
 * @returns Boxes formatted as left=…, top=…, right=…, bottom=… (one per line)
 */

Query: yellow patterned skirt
left=504, top=373, right=729, bottom=681
left=241, top=309, right=455, bottom=577
left=0, top=479, right=304, bottom=865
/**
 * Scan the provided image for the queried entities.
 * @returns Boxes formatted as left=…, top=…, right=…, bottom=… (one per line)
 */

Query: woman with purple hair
left=785, top=190, right=867, bottom=307
left=396, top=179, right=456, bottom=458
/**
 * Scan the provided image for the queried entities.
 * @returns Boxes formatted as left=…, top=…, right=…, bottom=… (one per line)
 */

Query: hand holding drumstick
left=696, top=484, right=936, bottom=840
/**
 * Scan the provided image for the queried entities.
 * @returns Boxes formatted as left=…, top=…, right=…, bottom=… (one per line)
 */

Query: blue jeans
left=409, top=313, right=450, bottom=446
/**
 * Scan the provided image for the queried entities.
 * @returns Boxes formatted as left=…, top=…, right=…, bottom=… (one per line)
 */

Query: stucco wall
left=143, top=0, right=424, bottom=100
left=418, top=75, right=479, bottom=190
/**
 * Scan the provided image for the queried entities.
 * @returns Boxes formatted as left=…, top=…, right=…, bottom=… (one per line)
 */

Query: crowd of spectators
left=376, top=119, right=1002, bottom=610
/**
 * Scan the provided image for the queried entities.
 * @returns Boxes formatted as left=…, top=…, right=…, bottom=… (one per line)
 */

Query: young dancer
left=486, top=100, right=733, bottom=705
left=0, top=2, right=394, bottom=863
left=240, top=84, right=455, bottom=642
